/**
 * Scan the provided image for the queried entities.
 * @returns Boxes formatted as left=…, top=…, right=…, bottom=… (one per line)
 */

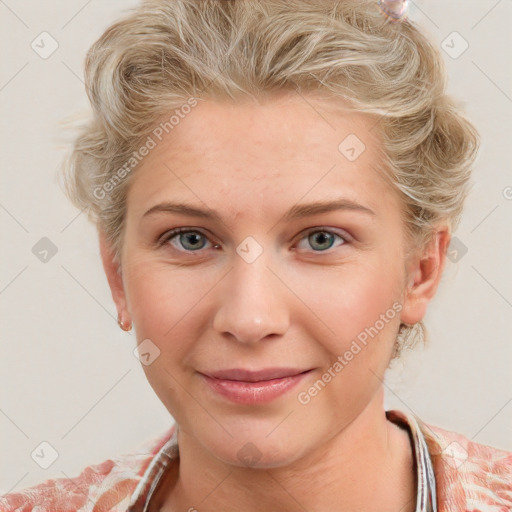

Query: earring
left=117, top=312, right=132, bottom=332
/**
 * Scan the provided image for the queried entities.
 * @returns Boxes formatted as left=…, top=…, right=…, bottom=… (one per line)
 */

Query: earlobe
left=98, top=228, right=131, bottom=326
left=400, top=228, right=450, bottom=326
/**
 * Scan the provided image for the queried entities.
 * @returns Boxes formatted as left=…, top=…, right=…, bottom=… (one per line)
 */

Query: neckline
left=386, top=409, right=437, bottom=512
left=128, top=409, right=437, bottom=512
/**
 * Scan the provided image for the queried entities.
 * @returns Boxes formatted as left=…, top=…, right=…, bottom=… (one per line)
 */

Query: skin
left=99, top=92, right=449, bottom=512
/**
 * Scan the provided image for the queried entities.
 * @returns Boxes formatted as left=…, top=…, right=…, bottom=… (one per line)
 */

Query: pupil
left=311, top=232, right=333, bottom=250
left=183, top=233, right=203, bottom=250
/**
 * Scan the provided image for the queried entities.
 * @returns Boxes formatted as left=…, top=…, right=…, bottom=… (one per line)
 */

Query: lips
left=202, top=367, right=311, bottom=382
left=198, top=367, right=314, bottom=405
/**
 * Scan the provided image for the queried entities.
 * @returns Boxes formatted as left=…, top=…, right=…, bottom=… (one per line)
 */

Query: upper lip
left=201, top=367, right=312, bottom=382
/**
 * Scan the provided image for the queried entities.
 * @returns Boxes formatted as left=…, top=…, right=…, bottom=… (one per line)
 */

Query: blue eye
left=158, top=227, right=349, bottom=254
left=159, top=228, right=212, bottom=252
left=295, top=229, right=348, bottom=252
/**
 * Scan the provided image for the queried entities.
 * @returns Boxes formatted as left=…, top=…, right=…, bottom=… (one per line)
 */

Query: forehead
left=156, top=93, right=378, bottom=161
left=126, top=93, right=397, bottom=220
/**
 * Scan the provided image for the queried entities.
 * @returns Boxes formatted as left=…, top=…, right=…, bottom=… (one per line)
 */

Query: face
left=101, top=92, right=443, bottom=468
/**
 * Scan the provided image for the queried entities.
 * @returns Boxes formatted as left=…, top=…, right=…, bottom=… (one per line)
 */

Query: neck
left=160, top=389, right=416, bottom=512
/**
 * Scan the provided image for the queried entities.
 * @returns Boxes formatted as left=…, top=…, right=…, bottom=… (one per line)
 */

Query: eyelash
left=157, top=226, right=352, bottom=254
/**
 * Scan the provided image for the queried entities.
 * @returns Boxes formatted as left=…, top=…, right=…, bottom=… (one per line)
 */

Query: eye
left=295, top=228, right=350, bottom=253
left=158, top=228, right=217, bottom=252
left=157, top=226, right=350, bottom=254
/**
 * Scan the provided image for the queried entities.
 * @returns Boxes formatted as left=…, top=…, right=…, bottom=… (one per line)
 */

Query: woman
left=2, top=0, right=511, bottom=510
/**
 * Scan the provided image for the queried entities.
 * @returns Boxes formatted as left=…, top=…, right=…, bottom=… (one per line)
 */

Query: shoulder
left=0, top=425, right=175, bottom=512
left=418, top=417, right=512, bottom=512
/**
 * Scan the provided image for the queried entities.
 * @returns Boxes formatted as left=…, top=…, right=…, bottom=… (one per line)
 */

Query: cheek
left=124, top=261, right=213, bottom=354
left=125, top=260, right=183, bottom=321
left=124, top=270, right=170, bottom=337
left=124, top=264, right=208, bottom=411
left=300, top=266, right=402, bottom=416
left=295, top=259, right=403, bottom=352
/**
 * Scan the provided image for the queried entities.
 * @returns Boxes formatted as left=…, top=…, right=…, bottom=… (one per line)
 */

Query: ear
left=98, top=228, right=130, bottom=321
left=400, top=227, right=451, bottom=326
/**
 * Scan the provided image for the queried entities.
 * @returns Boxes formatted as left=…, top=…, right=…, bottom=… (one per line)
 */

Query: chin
left=215, top=441, right=302, bottom=469
left=198, top=425, right=311, bottom=469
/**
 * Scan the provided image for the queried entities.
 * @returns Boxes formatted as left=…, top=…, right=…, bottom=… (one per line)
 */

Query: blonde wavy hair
left=59, top=0, right=480, bottom=359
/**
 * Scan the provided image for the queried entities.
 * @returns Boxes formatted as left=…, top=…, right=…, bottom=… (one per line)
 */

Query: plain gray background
left=1, top=0, right=511, bottom=493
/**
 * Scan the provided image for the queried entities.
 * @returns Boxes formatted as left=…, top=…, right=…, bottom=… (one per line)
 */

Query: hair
left=58, top=0, right=480, bottom=360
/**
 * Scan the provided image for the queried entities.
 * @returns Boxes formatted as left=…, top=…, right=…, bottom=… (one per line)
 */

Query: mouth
left=198, top=367, right=314, bottom=405
left=202, top=367, right=312, bottom=382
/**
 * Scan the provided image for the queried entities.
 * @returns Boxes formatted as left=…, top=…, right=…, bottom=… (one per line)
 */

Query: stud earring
left=117, top=312, right=132, bottom=332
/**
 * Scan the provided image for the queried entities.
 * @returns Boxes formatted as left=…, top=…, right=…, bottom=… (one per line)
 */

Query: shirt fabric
left=1, top=409, right=511, bottom=511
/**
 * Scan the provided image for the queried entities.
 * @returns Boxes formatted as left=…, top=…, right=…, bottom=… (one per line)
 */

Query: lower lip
left=200, top=371, right=313, bottom=405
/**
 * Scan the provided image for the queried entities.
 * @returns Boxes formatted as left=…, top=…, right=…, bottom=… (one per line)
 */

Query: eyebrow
left=142, top=198, right=376, bottom=221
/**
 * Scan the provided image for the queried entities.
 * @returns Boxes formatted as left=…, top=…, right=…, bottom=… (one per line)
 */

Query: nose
left=212, top=252, right=290, bottom=344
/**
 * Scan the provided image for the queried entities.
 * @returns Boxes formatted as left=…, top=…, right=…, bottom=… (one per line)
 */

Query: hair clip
left=377, top=0, right=409, bottom=21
